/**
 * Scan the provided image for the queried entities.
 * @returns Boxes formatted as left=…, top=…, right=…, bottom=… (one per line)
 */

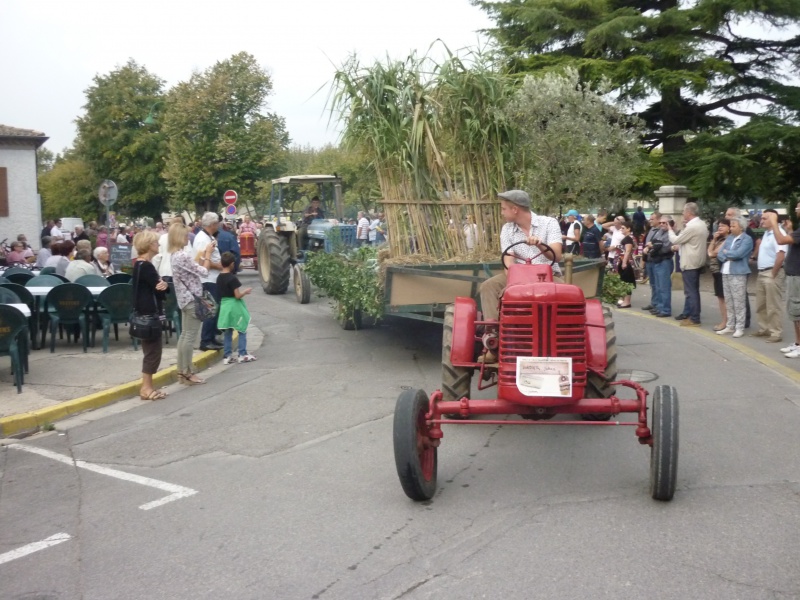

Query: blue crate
left=324, top=225, right=357, bottom=253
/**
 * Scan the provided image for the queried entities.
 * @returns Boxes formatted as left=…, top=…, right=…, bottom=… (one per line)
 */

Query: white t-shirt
left=357, top=218, right=370, bottom=240
left=192, top=229, right=220, bottom=283
left=464, top=223, right=478, bottom=250
left=50, top=226, right=64, bottom=241
left=608, top=226, right=625, bottom=259
left=368, top=219, right=380, bottom=242
left=116, top=233, right=128, bottom=244
left=566, top=221, right=582, bottom=249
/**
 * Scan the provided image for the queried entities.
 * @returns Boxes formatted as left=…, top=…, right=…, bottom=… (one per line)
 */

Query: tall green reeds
left=328, top=48, right=514, bottom=260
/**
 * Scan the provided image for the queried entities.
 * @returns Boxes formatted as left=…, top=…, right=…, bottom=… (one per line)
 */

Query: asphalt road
left=2, top=269, right=799, bottom=600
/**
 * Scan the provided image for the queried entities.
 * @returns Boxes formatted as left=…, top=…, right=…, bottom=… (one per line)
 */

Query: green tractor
left=257, top=174, right=351, bottom=303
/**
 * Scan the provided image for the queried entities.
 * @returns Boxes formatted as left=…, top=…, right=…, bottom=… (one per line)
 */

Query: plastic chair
left=0, top=283, right=40, bottom=349
left=75, top=274, right=110, bottom=288
left=0, top=276, right=10, bottom=284
left=51, top=274, right=70, bottom=283
left=39, top=266, right=57, bottom=275
left=107, top=273, right=132, bottom=285
left=0, top=304, right=30, bottom=393
left=6, top=271, right=35, bottom=285
left=0, top=286, right=22, bottom=303
left=2, top=266, right=34, bottom=277
left=163, top=283, right=182, bottom=344
left=94, top=284, right=136, bottom=353
left=26, top=274, right=64, bottom=288
left=43, top=283, right=94, bottom=352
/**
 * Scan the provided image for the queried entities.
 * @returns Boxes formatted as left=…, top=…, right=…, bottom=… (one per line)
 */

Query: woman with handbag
left=170, top=223, right=213, bottom=385
left=131, top=231, right=168, bottom=400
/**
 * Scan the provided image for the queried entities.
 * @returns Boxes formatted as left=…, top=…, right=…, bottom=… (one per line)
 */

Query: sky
left=1, top=0, right=492, bottom=155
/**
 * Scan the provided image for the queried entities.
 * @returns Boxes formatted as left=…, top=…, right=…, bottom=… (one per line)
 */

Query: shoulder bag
left=129, top=262, right=163, bottom=341
left=172, top=252, right=219, bottom=321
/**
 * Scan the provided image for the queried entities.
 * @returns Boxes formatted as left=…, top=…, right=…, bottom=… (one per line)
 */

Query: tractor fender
left=450, top=297, right=477, bottom=364
left=585, top=298, right=607, bottom=372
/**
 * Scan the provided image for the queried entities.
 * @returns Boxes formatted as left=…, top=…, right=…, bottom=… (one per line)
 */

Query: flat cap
left=497, top=190, right=531, bottom=208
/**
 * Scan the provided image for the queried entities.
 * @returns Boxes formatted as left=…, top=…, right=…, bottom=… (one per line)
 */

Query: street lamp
left=143, top=101, right=164, bottom=125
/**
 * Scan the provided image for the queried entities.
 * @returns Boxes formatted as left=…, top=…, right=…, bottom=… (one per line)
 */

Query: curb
left=0, top=346, right=225, bottom=438
left=619, top=307, right=800, bottom=385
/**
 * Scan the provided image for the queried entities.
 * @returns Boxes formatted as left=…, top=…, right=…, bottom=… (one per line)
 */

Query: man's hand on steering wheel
left=501, top=239, right=557, bottom=270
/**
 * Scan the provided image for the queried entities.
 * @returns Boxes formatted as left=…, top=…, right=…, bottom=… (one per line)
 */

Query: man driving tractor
left=478, top=190, right=563, bottom=362
left=298, top=196, right=325, bottom=251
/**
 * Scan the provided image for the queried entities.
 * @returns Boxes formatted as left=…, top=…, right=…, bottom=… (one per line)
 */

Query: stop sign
left=223, top=189, right=238, bottom=205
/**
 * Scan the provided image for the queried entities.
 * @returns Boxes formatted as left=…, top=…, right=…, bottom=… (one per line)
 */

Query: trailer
left=381, top=255, right=606, bottom=324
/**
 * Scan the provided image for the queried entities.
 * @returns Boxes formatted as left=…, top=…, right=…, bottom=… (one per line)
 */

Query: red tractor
left=393, top=242, right=678, bottom=502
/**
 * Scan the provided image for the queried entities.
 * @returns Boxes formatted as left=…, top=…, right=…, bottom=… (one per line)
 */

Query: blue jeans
left=200, top=282, right=220, bottom=346
left=651, top=259, right=673, bottom=315
left=681, top=268, right=701, bottom=322
left=223, top=329, right=247, bottom=358
left=645, top=261, right=656, bottom=307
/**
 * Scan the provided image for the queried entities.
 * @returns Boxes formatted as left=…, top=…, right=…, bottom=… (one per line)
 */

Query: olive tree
left=505, top=69, right=644, bottom=215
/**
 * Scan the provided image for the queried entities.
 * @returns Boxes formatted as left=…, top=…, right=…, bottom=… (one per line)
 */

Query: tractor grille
left=498, top=301, right=587, bottom=388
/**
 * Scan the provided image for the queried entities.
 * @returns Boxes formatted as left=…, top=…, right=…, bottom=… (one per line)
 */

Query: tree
left=39, top=152, right=98, bottom=221
left=75, top=60, right=168, bottom=219
left=475, top=0, right=800, bottom=184
left=162, top=52, right=289, bottom=214
left=504, top=69, right=644, bottom=214
left=36, top=147, right=55, bottom=174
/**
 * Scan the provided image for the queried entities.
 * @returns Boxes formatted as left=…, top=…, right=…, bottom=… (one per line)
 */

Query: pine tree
left=475, top=0, right=800, bottom=194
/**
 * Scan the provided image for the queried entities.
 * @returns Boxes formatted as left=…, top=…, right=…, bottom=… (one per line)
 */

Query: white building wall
left=0, top=144, right=42, bottom=250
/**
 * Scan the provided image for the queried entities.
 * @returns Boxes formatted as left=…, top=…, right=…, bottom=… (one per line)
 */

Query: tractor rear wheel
left=258, top=230, right=290, bottom=294
left=650, top=385, right=679, bottom=501
left=393, top=388, right=437, bottom=501
left=582, top=306, right=617, bottom=421
left=441, top=304, right=471, bottom=403
left=293, top=265, right=311, bottom=304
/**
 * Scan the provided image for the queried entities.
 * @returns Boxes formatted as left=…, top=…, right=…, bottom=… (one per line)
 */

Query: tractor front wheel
left=293, top=265, right=311, bottom=304
left=393, top=388, right=437, bottom=501
left=441, top=304, right=471, bottom=402
left=582, top=305, right=617, bottom=421
left=258, top=230, right=290, bottom=294
left=650, top=384, right=679, bottom=501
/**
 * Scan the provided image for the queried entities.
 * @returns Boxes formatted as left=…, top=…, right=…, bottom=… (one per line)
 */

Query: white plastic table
left=26, top=286, right=107, bottom=297
left=4, top=303, right=31, bottom=317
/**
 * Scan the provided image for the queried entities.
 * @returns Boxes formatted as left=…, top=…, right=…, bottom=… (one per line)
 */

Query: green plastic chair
left=43, top=283, right=94, bottom=353
left=163, top=283, right=182, bottom=344
left=6, top=271, right=35, bottom=285
left=94, top=284, right=136, bottom=353
left=0, top=283, right=40, bottom=349
left=0, top=276, right=10, bottom=284
left=39, top=266, right=57, bottom=275
left=75, top=274, right=110, bottom=288
left=0, top=305, right=30, bottom=393
left=26, top=274, right=64, bottom=288
left=0, top=287, right=21, bottom=303
left=3, top=266, right=34, bottom=277
left=107, top=273, right=132, bottom=285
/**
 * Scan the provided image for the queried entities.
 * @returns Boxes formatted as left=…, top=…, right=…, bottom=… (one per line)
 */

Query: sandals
left=178, top=372, right=206, bottom=385
left=140, top=389, right=167, bottom=400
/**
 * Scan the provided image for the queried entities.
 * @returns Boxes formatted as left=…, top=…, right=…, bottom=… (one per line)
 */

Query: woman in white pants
left=716, top=216, right=754, bottom=338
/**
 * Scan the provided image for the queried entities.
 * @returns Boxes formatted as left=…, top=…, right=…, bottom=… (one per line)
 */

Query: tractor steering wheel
left=501, top=240, right=557, bottom=270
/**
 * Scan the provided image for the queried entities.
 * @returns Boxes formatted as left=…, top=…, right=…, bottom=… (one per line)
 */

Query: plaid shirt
left=500, top=215, right=563, bottom=275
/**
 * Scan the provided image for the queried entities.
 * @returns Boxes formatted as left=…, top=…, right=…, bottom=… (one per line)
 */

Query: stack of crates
left=324, top=225, right=357, bottom=253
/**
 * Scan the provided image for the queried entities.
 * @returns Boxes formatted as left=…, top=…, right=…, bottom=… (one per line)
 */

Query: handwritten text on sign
left=515, top=357, right=572, bottom=397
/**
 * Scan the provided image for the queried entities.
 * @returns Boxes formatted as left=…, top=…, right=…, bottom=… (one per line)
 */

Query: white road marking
left=8, top=444, right=197, bottom=510
left=0, top=533, right=71, bottom=566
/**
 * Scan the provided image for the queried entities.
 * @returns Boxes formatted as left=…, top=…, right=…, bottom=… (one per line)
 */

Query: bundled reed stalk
left=329, top=48, right=515, bottom=263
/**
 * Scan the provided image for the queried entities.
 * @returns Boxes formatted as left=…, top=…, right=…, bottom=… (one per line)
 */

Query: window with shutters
left=0, top=167, right=8, bottom=217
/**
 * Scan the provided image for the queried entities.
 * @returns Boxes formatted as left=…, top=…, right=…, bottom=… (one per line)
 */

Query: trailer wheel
left=258, top=230, right=290, bottom=294
left=650, top=385, right=679, bottom=501
left=442, top=305, right=471, bottom=402
left=293, top=265, right=311, bottom=304
left=582, top=306, right=617, bottom=421
left=394, top=388, right=437, bottom=501
left=338, top=306, right=362, bottom=330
